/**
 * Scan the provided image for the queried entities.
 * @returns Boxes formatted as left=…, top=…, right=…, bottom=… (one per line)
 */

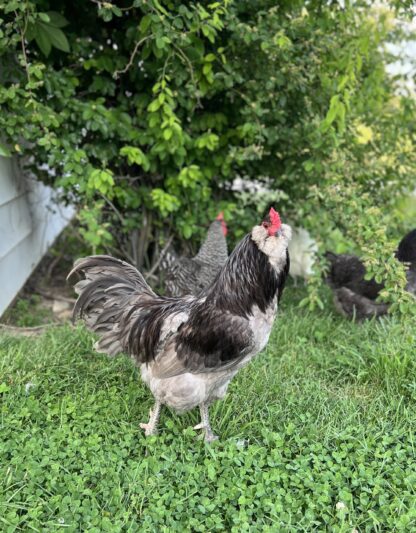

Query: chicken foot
left=194, top=403, right=218, bottom=442
left=140, top=401, right=161, bottom=436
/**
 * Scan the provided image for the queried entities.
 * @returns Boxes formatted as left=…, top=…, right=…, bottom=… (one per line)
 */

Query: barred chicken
left=325, top=228, right=416, bottom=320
left=68, top=208, right=291, bottom=441
left=161, top=212, right=228, bottom=297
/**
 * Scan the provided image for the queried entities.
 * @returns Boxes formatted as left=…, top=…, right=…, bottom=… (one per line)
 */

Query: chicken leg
left=140, top=401, right=161, bottom=436
left=194, top=402, right=218, bottom=442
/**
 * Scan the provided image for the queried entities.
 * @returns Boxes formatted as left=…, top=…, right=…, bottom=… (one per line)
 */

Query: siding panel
left=0, top=194, right=33, bottom=258
left=0, top=156, right=75, bottom=316
left=0, top=157, right=24, bottom=207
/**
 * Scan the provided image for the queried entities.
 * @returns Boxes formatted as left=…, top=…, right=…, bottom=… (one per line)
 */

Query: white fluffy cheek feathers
left=281, top=224, right=292, bottom=243
left=251, top=223, right=292, bottom=269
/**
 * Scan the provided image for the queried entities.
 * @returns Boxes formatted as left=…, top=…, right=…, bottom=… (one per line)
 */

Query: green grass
left=2, top=295, right=53, bottom=327
left=1, top=287, right=416, bottom=532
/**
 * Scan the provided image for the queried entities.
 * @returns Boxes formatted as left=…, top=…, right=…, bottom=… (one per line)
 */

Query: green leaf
left=111, top=6, right=122, bottom=17
left=140, top=14, right=152, bottom=33
left=0, top=143, right=11, bottom=157
left=35, top=26, right=52, bottom=56
left=156, top=37, right=165, bottom=50
left=39, top=22, right=70, bottom=53
left=151, top=188, right=180, bottom=216
left=0, top=383, right=10, bottom=394
left=46, top=11, right=69, bottom=28
left=163, top=128, right=173, bottom=140
left=120, top=146, right=150, bottom=171
left=25, top=22, right=36, bottom=42
left=148, top=99, right=161, bottom=112
left=326, top=95, right=341, bottom=125
left=273, top=31, right=292, bottom=49
left=182, top=225, right=192, bottom=239
left=87, top=168, right=114, bottom=195
left=203, top=63, right=212, bottom=76
left=38, top=12, right=51, bottom=23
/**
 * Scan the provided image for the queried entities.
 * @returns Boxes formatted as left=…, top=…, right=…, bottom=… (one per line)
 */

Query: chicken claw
left=193, top=423, right=219, bottom=442
left=140, top=422, right=157, bottom=436
left=205, top=430, right=219, bottom=443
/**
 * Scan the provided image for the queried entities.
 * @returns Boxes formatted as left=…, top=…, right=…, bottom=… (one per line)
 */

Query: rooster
left=68, top=208, right=291, bottom=441
left=160, top=213, right=228, bottom=297
left=325, top=228, right=416, bottom=319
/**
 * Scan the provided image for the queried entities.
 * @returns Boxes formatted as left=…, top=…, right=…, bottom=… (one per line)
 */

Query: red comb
left=269, top=207, right=281, bottom=229
left=216, top=212, right=227, bottom=236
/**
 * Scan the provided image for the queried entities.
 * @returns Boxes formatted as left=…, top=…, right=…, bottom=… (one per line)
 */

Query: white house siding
left=0, top=156, right=75, bottom=316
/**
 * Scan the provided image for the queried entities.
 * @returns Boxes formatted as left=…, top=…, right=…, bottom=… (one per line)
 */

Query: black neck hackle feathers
left=207, top=234, right=289, bottom=318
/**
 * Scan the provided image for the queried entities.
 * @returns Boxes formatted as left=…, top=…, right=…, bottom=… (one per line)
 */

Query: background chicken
left=396, top=229, right=416, bottom=265
left=68, top=208, right=291, bottom=441
left=287, top=227, right=317, bottom=283
left=325, top=228, right=416, bottom=319
left=160, top=213, right=228, bottom=297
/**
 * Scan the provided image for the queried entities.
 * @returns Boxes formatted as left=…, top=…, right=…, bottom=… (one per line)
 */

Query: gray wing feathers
left=152, top=325, right=253, bottom=380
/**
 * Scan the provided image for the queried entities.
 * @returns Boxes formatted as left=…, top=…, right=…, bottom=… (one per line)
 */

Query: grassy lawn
left=1, top=287, right=416, bottom=532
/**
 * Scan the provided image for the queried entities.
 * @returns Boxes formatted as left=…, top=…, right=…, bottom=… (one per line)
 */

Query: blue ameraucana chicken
left=68, top=208, right=291, bottom=441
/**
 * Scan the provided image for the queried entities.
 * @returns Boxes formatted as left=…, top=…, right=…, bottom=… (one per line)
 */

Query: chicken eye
left=262, top=221, right=269, bottom=229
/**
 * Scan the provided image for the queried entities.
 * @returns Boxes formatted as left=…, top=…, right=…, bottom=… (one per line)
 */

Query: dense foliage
left=1, top=292, right=416, bottom=530
left=0, top=0, right=415, bottom=308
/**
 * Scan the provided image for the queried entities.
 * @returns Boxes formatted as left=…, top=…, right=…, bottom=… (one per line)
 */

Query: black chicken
left=325, top=228, right=416, bottom=320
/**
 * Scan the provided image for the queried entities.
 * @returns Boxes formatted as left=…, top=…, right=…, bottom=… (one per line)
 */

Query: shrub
left=0, top=1, right=415, bottom=307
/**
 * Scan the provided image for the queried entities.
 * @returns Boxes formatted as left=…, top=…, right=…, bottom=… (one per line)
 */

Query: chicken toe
left=204, top=430, right=219, bottom=442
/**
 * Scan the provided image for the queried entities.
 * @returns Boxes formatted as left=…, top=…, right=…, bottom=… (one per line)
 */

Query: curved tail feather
left=67, top=255, right=156, bottom=356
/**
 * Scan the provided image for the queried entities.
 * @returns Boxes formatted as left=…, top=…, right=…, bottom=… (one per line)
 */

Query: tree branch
left=171, top=42, right=202, bottom=109
left=15, top=10, right=32, bottom=97
left=145, top=234, right=174, bottom=279
left=113, top=35, right=154, bottom=79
